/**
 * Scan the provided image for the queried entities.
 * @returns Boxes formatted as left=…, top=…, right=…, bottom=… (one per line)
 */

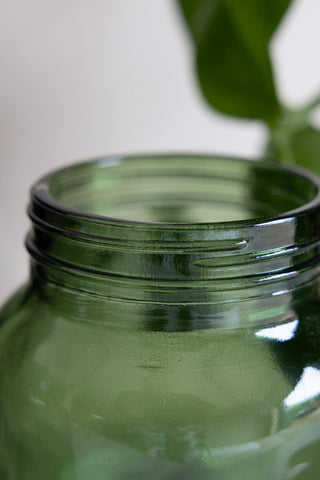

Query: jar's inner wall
left=48, top=157, right=318, bottom=223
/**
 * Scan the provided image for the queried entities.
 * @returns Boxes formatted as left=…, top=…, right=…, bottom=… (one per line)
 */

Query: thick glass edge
left=29, top=153, right=320, bottom=231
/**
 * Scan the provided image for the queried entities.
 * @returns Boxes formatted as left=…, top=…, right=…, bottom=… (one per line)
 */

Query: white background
left=1, top=0, right=320, bottom=303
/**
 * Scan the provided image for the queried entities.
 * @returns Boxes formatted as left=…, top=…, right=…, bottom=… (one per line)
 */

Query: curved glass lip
left=30, top=153, right=320, bottom=230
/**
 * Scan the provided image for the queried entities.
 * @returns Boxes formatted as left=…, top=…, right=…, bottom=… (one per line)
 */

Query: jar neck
left=26, top=155, right=320, bottom=329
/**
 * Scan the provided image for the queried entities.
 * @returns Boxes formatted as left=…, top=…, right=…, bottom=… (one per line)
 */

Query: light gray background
left=1, top=0, right=320, bottom=304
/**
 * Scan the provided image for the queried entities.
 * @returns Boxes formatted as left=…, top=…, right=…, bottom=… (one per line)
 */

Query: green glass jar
left=1, top=155, right=320, bottom=480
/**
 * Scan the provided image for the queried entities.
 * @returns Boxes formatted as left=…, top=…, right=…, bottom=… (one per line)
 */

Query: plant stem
left=302, top=93, right=320, bottom=115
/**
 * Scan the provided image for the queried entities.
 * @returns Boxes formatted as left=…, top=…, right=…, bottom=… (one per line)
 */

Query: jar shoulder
left=1, top=288, right=320, bottom=478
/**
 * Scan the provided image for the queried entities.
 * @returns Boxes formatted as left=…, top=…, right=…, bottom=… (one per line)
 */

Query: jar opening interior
left=48, top=156, right=318, bottom=224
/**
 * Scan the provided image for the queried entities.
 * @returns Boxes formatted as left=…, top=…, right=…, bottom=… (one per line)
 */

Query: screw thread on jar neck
left=26, top=155, right=320, bottom=329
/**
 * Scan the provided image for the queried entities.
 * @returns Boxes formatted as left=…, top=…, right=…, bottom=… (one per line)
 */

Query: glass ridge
left=27, top=155, right=320, bottom=282
left=24, top=155, right=320, bottom=328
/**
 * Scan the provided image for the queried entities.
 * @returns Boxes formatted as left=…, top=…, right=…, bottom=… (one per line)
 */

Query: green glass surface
left=1, top=155, right=320, bottom=479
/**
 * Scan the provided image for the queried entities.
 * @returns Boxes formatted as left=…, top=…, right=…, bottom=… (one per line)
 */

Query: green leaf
left=288, top=125, right=320, bottom=174
left=178, top=0, right=292, bottom=123
left=268, top=125, right=320, bottom=175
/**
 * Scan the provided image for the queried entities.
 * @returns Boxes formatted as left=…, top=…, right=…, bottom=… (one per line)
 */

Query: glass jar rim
left=30, top=153, right=320, bottom=232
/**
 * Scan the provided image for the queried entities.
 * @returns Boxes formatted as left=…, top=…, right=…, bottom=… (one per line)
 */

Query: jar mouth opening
left=27, top=155, right=320, bottom=307
left=31, top=154, right=320, bottom=229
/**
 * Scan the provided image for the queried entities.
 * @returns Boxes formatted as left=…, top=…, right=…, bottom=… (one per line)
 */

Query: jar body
left=2, top=154, right=320, bottom=479
left=1, top=280, right=320, bottom=480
